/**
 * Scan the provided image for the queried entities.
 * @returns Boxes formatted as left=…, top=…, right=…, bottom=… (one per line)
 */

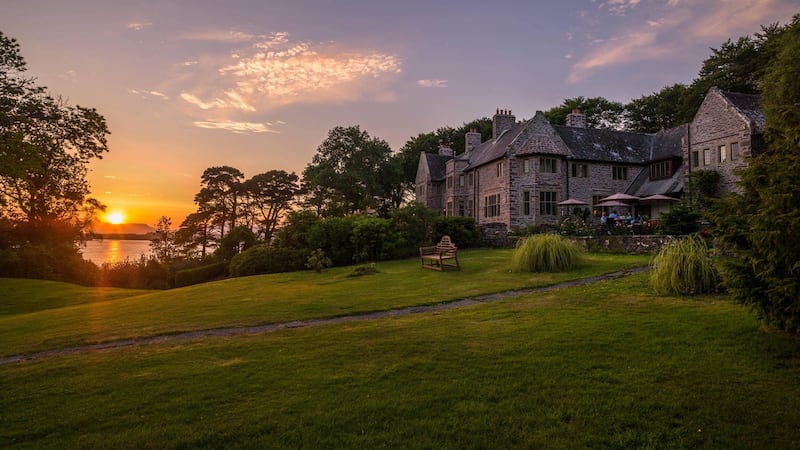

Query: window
left=650, top=160, right=671, bottom=180
left=691, top=150, right=699, bottom=168
left=523, top=158, right=532, bottom=174
left=484, top=194, right=500, bottom=218
left=432, top=183, right=442, bottom=194
left=730, top=142, right=739, bottom=160
left=458, top=174, right=465, bottom=187
left=539, top=157, right=558, bottom=173
left=539, top=191, right=557, bottom=215
left=496, top=161, right=504, bottom=177
left=718, top=144, right=727, bottom=163
left=571, top=163, right=588, bottom=178
left=468, top=172, right=474, bottom=186
left=416, top=184, right=425, bottom=198
left=703, top=148, right=712, bottom=166
left=458, top=201, right=465, bottom=216
left=467, top=199, right=474, bottom=217
left=446, top=176, right=453, bottom=188
left=522, top=191, right=531, bottom=215
left=446, top=201, right=453, bottom=216
left=592, top=195, right=605, bottom=215
left=612, top=166, right=628, bottom=180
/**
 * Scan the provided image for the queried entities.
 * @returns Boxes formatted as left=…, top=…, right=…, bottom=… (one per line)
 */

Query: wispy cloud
left=129, top=89, right=170, bottom=100
left=178, top=31, right=401, bottom=113
left=127, top=21, right=152, bottom=31
left=599, top=0, right=642, bottom=16
left=180, top=30, right=261, bottom=42
left=569, top=0, right=796, bottom=83
left=193, top=120, right=281, bottom=134
left=417, top=79, right=448, bottom=88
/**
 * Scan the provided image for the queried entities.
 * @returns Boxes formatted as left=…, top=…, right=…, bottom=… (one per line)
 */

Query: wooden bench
left=419, top=235, right=460, bottom=271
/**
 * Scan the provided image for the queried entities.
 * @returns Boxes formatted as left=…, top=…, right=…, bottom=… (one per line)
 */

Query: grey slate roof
left=651, top=125, right=687, bottom=161
left=424, top=153, right=451, bottom=182
left=552, top=126, right=652, bottom=164
left=720, top=89, right=765, bottom=133
left=464, top=121, right=526, bottom=170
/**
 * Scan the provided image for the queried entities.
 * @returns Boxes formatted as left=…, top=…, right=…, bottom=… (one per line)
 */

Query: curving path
left=0, top=267, right=648, bottom=365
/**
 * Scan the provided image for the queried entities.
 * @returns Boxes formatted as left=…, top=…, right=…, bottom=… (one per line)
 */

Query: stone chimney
left=493, top=108, right=516, bottom=140
left=465, top=128, right=482, bottom=153
left=438, top=142, right=454, bottom=157
left=565, top=108, right=586, bottom=128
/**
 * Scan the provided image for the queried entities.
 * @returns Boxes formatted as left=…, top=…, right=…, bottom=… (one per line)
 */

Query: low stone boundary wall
left=571, top=235, right=677, bottom=254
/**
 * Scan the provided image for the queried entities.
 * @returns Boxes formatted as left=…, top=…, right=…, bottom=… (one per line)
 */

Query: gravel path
left=0, top=267, right=648, bottom=365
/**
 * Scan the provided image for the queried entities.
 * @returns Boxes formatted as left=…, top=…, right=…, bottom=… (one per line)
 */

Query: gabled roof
left=422, top=153, right=451, bottom=182
left=552, top=126, right=652, bottom=164
left=464, top=120, right=526, bottom=170
left=651, top=124, right=687, bottom=161
left=718, top=89, right=765, bottom=133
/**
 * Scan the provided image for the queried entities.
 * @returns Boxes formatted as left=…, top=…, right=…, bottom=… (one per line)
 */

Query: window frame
left=539, top=191, right=557, bottom=216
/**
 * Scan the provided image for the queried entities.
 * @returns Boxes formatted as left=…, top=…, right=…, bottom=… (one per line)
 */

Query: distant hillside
left=91, top=222, right=156, bottom=237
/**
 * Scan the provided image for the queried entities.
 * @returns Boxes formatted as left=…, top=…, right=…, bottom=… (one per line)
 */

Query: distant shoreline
left=88, top=233, right=156, bottom=241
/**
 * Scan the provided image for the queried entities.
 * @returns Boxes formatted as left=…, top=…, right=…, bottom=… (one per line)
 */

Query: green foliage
left=174, top=262, right=228, bottom=287
left=544, top=96, right=626, bottom=129
left=302, top=125, right=400, bottom=216
left=657, top=201, right=701, bottom=235
left=433, top=216, right=480, bottom=248
left=685, top=169, right=721, bottom=213
left=650, top=236, right=721, bottom=295
left=389, top=202, right=439, bottom=255
left=557, top=215, right=593, bottom=236
left=511, top=234, right=585, bottom=272
left=347, top=262, right=379, bottom=277
left=228, top=244, right=308, bottom=277
left=98, top=256, right=171, bottom=290
left=351, top=216, right=392, bottom=262
left=308, top=216, right=355, bottom=266
left=214, top=225, right=257, bottom=261
left=272, top=210, right=320, bottom=250
left=241, top=170, right=301, bottom=240
left=625, top=84, right=690, bottom=132
left=305, top=248, right=333, bottom=273
left=712, top=15, right=800, bottom=333
left=0, top=242, right=99, bottom=286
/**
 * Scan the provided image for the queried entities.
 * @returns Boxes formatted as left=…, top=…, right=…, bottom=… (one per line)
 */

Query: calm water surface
left=82, top=239, right=151, bottom=264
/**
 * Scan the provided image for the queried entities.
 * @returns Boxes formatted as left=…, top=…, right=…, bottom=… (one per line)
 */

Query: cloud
left=180, top=30, right=260, bottom=42
left=417, top=79, right=448, bottom=88
left=127, top=22, right=152, bottom=31
left=600, top=0, right=641, bottom=16
left=178, top=32, right=402, bottom=112
left=192, top=120, right=281, bottom=134
left=568, top=0, right=797, bottom=83
left=129, top=89, right=170, bottom=100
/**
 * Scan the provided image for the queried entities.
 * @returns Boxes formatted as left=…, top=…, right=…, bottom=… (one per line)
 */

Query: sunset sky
left=3, top=0, right=797, bottom=226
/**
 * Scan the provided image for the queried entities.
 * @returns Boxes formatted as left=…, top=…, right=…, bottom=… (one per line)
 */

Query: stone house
left=415, top=87, right=762, bottom=234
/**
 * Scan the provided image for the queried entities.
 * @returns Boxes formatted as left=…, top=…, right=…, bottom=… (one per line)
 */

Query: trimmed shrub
left=434, top=216, right=480, bottom=249
left=650, top=236, right=721, bottom=295
left=511, top=234, right=585, bottom=272
left=174, top=262, right=228, bottom=287
left=229, top=244, right=308, bottom=277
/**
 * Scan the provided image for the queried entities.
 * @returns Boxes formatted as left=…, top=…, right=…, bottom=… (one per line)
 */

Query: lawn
left=0, top=250, right=649, bottom=357
left=2, top=251, right=799, bottom=448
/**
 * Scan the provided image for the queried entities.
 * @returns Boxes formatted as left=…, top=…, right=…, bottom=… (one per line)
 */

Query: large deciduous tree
left=712, top=15, right=800, bottom=333
left=0, top=31, right=110, bottom=245
left=302, top=125, right=399, bottom=216
left=625, top=84, right=690, bottom=133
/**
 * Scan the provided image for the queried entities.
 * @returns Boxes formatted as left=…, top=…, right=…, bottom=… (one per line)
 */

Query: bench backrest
left=436, top=235, right=457, bottom=253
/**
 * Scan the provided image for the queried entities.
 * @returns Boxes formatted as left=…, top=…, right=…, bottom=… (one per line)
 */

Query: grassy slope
left=0, top=250, right=649, bottom=357
left=1, top=271, right=799, bottom=449
left=0, top=278, right=146, bottom=316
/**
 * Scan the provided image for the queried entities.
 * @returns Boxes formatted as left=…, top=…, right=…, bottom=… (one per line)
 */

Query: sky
left=3, top=0, right=797, bottom=226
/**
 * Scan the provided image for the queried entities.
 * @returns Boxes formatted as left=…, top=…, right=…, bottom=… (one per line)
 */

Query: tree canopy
left=544, top=97, right=626, bottom=129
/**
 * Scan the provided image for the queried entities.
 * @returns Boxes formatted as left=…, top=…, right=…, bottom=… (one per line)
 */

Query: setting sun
left=106, top=211, right=126, bottom=225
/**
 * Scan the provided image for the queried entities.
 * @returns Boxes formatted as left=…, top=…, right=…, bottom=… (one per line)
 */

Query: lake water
left=82, top=239, right=151, bottom=264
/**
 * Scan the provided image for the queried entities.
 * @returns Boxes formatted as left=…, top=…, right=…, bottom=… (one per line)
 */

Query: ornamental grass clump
left=511, top=234, right=585, bottom=273
left=650, top=235, right=721, bottom=295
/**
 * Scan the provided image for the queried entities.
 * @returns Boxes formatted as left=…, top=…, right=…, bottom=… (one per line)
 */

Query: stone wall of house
left=685, top=89, right=753, bottom=193
left=445, top=158, right=471, bottom=216
left=474, top=158, right=511, bottom=227
left=568, top=162, right=647, bottom=213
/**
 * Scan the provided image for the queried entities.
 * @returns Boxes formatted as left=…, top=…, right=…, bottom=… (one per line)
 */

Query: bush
left=174, top=262, right=228, bottom=287
left=308, top=217, right=355, bottom=266
left=511, top=234, right=585, bottom=272
left=434, top=216, right=480, bottom=249
left=229, top=244, right=308, bottom=277
left=352, top=216, right=393, bottom=262
left=305, top=249, right=332, bottom=273
left=650, top=236, right=721, bottom=295
left=0, top=243, right=100, bottom=286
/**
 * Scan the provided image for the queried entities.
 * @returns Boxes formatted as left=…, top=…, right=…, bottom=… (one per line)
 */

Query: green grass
left=0, top=249, right=649, bottom=357
left=0, top=278, right=146, bottom=316
left=0, top=251, right=800, bottom=449
left=1, top=270, right=799, bottom=449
